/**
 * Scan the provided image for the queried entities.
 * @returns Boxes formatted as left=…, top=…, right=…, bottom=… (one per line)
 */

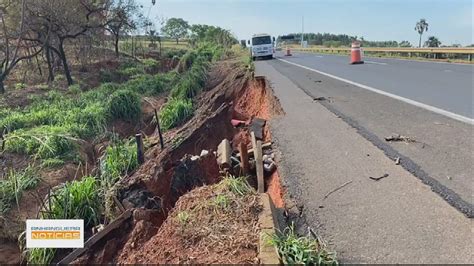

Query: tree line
left=0, top=0, right=236, bottom=93
left=278, top=19, right=469, bottom=49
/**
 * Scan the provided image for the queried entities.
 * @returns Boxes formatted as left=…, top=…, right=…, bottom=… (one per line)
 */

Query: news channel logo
left=26, top=219, right=84, bottom=248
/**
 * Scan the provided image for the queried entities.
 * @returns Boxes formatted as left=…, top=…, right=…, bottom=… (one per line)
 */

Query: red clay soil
left=117, top=183, right=261, bottom=264
left=266, top=170, right=285, bottom=208
left=232, top=76, right=284, bottom=149
left=71, top=60, right=287, bottom=264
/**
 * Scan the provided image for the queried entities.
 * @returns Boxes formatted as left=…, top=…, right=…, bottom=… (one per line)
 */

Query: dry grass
left=119, top=176, right=262, bottom=264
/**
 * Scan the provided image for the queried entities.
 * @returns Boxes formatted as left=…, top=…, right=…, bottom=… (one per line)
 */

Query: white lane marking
left=314, top=55, right=324, bottom=58
left=276, top=58, right=474, bottom=125
left=443, top=69, right=453, bottom=73
left=365, top=60, right=387, bottom=65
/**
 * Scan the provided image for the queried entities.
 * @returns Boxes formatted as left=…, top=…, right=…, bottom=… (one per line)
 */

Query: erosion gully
left=71, top=61, right=286, bottom=264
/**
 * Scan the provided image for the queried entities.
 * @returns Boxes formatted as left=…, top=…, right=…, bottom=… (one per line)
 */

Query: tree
left=25, top=0, right=107, bottom=85
left=424, top=36, right=441, bottom=47
left=106, top=0, right=140, bottom=57
left=399, top=40, right=412, bottom=47
left=0, top=0, right=42, bottom=93
left=190, top=24, right=237, bottom=47
left=415, top=19, right=429, bottom=48
left=161, top=18, right=189, bottom=44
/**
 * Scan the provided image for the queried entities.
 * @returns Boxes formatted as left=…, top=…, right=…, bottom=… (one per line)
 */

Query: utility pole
left=301, top=16, right=304, bottom=47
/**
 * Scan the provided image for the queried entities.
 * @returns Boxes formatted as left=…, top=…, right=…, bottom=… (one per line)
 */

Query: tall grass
left=100, top=139, right=138, bottom=186
left=170, top=58, right=208, bottom=99
left=159, top=98, right=193, bottom=130
left=108, top=89, right=141, bottom=122
left=3, top=126, right=80, bottom=161
left=27, top=248, right=55, bottom=265
left=0, top=166, right=39, bottom=215
left=42, top=176, right=101, bottom=227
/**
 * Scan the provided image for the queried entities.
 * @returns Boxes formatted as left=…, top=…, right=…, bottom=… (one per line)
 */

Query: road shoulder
left=256, top=61, right=473, bottom=264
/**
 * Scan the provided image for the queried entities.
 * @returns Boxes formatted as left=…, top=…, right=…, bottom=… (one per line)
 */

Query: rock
left=200, top=150, right=209, bottom=157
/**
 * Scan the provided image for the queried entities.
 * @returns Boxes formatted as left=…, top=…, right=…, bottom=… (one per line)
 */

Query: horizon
left=138, top=0, right=473, bottom=46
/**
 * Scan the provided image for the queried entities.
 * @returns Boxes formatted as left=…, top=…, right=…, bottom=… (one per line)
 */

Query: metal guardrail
left=292, top=47, right=474, bottom=54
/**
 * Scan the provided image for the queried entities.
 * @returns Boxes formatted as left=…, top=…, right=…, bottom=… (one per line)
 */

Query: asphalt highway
left=275, top=51, right=474, bottom=121
left=264, top=52, right=473, bottom=215
left=256, top=60, right=473, bottom=263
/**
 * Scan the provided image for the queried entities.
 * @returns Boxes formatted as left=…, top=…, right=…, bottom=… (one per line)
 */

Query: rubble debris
left=384, top=134, right=416, bottom=143
left=59, top=210, right=132, bottom=264
left=191, top=155, right=200, bottom=161
left=249, top=118, right=266, bottom=140
left=263, top=162, right=276, bottom=173
left=238, top=142, right=250, bottom=175
left=236, top=141, right=272, bottom=157
left=230, top=119, right=247, bottom=127
left=122, top=190, right=162, bottom=210
left=217, top=139, right=232, bottom=168
left=313, top=96, right=327, bottom=101
left=369, top=173, right=389, bottom=181
left=170, top=154, right=220, bottom=204
left=230, top=156, right=240, bottom=165
left=323, top=180, right=353, bottom=200
left=395, top=157, right=400, bottom=165
left=251, top=132, right=265, bottom=193
left=200, top=149, right=209, bottom=157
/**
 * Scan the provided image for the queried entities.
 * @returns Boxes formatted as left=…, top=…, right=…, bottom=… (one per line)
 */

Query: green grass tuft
left=42, top=176, right=101, bottom=227
left=221, top=176, right=255, bottom=197
left=269, top=224, right=338, bottom=265
left=27, top=248, right=55, bottom=265
left=100, top=139, right=138, bottom=186
left=0, top=166, right=40, bottom=215
left=108, top=89, right=141, bottom=122
left=159, top=97, right=193, bottom=130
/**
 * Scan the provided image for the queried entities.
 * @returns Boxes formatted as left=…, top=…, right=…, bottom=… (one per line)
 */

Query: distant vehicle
left=248, top=33, right=275, bottom=60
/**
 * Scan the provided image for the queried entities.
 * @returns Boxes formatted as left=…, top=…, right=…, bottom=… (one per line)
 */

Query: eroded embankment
left=73, top=61, right=285, bottom=264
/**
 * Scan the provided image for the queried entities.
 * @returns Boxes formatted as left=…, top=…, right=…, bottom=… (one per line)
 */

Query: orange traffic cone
left=285, top=47, right=292, bottom=56
left=350, top=41, right=364, bottom=64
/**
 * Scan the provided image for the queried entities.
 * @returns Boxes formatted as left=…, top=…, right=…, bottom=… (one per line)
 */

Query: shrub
left=159, top=97, right=193, bottom=130
left=0, top=166, right=39, bottom=215
left=108, top=89, right=141, bottom=122
left=142, top=58, right=159, bottom=73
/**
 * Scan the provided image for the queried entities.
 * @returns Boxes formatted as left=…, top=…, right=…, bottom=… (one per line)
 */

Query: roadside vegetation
left=269, top=225, right=338, bottom=265
left=0, top=0, right=247, bottom=263
left=0, top=166, right=39, bottom=215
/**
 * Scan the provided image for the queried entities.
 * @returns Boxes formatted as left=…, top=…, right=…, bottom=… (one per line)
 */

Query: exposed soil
left=266, top=170, right=285, bottom=209
left=117, top=183, right=261, bottom=264
left=71, top=59, right=286, bottom=264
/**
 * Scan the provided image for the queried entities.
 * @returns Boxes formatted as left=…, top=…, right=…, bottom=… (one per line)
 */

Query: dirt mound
left=118, top=182, right=261, bottom=264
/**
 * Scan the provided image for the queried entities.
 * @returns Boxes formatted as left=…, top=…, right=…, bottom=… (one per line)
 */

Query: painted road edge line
left=276, top=58, right=474, bottom=125
left=365, top=60, right=387, bottom=65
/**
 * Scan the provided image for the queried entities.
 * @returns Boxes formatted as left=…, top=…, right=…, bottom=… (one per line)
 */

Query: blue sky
left=138, top=0, right=473, bottom=46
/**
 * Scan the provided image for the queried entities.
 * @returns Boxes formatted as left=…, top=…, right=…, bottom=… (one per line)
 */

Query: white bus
left=248, top=33, right=275, bottom=60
